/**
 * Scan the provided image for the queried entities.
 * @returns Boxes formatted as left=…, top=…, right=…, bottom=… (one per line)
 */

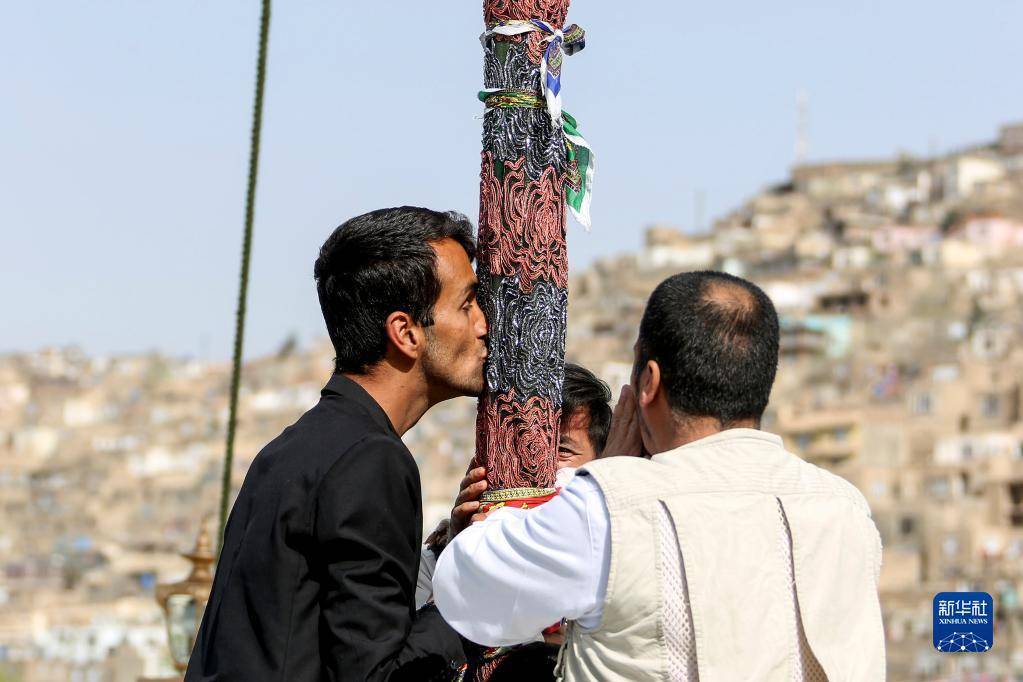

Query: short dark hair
left=314, top=207, right=476, bottom=374
left=636, top=271, right=779, bottom=425
left=561, top=363, right=613, bottom=454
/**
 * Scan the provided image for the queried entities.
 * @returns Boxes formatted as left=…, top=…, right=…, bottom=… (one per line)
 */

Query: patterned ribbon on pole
left=478, top=18, right=595, bottom=229
left=462, top=0, right=585, bottom=679
left=481, top=19, right=585, bottom=125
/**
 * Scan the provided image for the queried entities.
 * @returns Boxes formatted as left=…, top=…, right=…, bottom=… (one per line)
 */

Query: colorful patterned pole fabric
left=477, top=13, right=594, bottom=229
left=463, top=0, right=581, bottom=679
left=472, top=0, right=578, bottom=511
left=481, top=19, right=585, bottom=126
left=478, top=90, right=595, bottom=229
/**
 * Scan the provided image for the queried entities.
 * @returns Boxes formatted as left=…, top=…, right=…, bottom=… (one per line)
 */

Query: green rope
left=478, top=88, right=545, bottom=109
left=219, top=0, right=272, bottom=554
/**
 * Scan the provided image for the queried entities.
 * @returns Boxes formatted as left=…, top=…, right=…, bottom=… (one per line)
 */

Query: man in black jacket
left=185, top=207, right=488, bottom=681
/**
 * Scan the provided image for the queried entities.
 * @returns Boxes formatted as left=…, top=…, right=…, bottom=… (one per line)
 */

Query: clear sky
left=3, top=1, right=1022, bottom=359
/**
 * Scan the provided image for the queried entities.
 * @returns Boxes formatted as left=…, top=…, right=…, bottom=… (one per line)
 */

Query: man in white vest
left=434, top=271, right=885, bottom=681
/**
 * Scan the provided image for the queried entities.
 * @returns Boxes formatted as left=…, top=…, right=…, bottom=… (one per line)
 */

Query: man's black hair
left=562, top=363, right=613, bottom=455
left=636, top=271, right=779, bottom=426
left=314, top=206, right=476, bottom=374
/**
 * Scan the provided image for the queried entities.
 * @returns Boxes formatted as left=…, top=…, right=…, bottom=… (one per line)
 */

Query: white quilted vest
left=557, top=429, right=885, bottom=682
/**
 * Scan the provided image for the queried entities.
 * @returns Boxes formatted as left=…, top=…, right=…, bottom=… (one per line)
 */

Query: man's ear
left=637, top=359, right=661, bottom=408
left=384, top=311, right=425, bottom=362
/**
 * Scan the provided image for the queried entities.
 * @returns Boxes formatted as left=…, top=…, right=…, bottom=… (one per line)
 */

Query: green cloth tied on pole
left=562, top=111, right=594, bottom=230
left=478, top=90, right=595, bottom=229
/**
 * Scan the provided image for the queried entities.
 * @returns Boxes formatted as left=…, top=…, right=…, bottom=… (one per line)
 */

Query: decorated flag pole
left=466, top=0, right=592, bottom=678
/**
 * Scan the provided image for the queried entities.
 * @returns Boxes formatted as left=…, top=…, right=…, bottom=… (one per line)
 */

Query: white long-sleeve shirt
left=433, top=473, right=610, bottom=646
left=415, top=546, right=439, bottom=611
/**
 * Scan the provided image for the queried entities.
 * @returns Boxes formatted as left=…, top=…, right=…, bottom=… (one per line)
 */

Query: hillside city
left=2, top=121, right=1023, bottom=681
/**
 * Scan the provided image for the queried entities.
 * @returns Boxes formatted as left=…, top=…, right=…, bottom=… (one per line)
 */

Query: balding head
left=699, top=279, right=761, bottom=350
left=636, top=271, right=780, bottom=426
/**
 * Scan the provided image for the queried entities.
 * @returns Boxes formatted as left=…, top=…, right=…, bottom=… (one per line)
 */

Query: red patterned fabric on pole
left=472, top=0, right=579, bottom=512
left=464, top=0, right=583, bottom=679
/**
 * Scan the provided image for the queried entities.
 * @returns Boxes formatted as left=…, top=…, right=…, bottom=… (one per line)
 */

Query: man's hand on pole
left=448, top=466, right=488, bottom=543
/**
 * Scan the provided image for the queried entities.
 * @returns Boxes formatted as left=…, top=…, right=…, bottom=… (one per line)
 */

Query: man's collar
left=654, top=428, right=784, bottom=458
left=322, top=373, right=398, bottom=436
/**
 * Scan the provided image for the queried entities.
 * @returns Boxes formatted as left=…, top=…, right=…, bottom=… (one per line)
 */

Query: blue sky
left=3, top=1, right=1022, bottom=359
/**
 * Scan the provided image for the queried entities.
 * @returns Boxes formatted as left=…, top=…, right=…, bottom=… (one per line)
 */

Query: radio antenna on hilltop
left=795, top=89, right=809, bottom=165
